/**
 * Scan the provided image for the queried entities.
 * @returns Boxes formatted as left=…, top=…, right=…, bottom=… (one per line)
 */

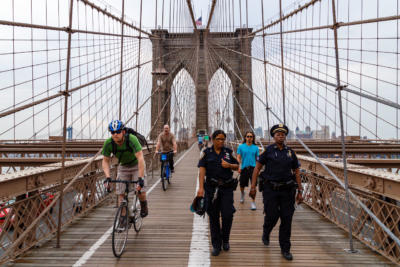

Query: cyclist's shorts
left=116, top=164, right=147, bottom=194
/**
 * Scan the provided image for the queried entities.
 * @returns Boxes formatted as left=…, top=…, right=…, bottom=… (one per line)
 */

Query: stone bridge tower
left=150, top=29, right=254, bottom=140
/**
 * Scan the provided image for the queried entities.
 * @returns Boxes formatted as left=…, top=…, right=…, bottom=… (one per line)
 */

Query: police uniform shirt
left=198, top=146, right=239, bottom=181
left=258, top=144, right=300, bottom=182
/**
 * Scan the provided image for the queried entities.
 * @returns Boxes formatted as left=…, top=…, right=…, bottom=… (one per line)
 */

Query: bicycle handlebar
left=156, top=150, right=174, bottom=154
left=109, top=180, right=139, bottom=184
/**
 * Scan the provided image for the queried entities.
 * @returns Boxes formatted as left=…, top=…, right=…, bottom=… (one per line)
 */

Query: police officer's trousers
left=262, top=184, right=296, bottom=253
left=205, top=184, right=235, bottom=249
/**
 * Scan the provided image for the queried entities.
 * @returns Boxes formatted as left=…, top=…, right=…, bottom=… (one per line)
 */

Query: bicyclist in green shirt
left=102, top=120, right=148, bottom=218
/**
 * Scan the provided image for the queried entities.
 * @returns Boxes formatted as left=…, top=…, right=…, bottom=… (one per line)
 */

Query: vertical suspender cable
left=261, top=0, right=271, bottom=141
left=169, top=0, right=171, bottom=31
left=232, top=0, right=235, bottom=30
left=246, top=0, right=248, bottom=28
left=162, top=0, right=165, bottom=29
left=119, top=0, right=125, bottom=120
left=156, top=0, right=158, bottom=29
left=136, top=0, right=143, bottom=130
left=330, top=0, right=356, bottom=253
left=239, top=0, right=242, bottom=28
left=56, top=0, right=74, bottom=248
left=279, top=0, right=286, bottom=124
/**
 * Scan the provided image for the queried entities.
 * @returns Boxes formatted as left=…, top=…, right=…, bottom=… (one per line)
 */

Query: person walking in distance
left=237, top=131, right=259, bottom=210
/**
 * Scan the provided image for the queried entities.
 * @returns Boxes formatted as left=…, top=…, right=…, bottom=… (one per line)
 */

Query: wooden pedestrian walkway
left=9, top=145, right=394, bottom=266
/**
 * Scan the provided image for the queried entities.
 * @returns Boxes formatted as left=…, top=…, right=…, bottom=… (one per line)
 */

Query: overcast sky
left=0, top=0, right=399, bottom=140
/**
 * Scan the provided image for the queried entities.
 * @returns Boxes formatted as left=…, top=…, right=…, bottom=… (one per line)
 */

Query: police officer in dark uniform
left=249, top=124, right=303, bottom=261
left=197, top=130, right=239, bottom=256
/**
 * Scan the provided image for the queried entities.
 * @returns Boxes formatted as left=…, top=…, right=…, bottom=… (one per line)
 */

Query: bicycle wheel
left=112, top=204, right=129, bottom=257
left=161, top=164, right=168, bottom=191
left=132, top=193, right=143, bottom=232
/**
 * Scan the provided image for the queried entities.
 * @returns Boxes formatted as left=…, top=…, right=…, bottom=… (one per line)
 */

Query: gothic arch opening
left=208, top=68, right=234, bottom=139
left=170, top=68, right=196, bottom=140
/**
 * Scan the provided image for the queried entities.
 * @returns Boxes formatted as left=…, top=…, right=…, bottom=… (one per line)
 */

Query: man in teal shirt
left=102, top=120, right=148, bottom=218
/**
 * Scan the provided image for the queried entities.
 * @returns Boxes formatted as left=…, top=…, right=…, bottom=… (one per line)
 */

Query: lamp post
left=151, top=60, right=168, bottom=137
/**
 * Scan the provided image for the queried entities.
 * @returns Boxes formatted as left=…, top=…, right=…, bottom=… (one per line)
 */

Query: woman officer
left=249, top=124, right=303, bottom=261
left=197, top=130, right=239, bottom=256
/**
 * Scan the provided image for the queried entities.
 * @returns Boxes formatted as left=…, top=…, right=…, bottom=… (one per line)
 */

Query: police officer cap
left=270, top=123, right=289, bottom=137
left=190, top=196, right=206, bottom=216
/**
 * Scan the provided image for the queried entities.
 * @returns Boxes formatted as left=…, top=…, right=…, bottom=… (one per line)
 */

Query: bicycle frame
left=109, top=180, right=140, bottom=219
left=109, top=179, right=143, bottom=257
left=159, top=151, right=173, bottom=191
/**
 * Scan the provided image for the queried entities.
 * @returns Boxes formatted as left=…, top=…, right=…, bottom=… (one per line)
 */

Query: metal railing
left=301, top=171, right=400, bottom=264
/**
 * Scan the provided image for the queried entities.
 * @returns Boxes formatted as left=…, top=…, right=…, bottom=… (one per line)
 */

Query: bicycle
left=108, top=179, right=143, bottom=257
left=158, top=151, right=174, bottom=191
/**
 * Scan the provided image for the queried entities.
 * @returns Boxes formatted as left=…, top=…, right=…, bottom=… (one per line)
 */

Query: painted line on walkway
left=73, top=143, right=195, bottom=267
left=188, top=151, right=210, bottom=267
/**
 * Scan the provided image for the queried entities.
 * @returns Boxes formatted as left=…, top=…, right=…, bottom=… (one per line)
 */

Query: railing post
left=56, top=0, right=74, bottom=248
left=330, top=0, right=356, bottom=253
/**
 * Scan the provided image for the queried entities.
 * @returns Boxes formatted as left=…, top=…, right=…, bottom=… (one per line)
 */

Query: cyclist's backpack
left=111, top=127, right=151, bottom=160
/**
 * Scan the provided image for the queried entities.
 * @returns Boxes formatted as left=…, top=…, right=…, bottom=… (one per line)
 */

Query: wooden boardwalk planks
left=10, top=145, right=394, bottom=266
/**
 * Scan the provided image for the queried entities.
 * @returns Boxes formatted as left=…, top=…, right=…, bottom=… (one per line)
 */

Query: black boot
left=281, top=251, right=293, bottom=261
left=222, top=242, right=230, bottom=251
left=262, top=234, right=269, bottom=246
left=212, top=247, right=221, bottom=256
left=140, top=200, right=148, bottom=217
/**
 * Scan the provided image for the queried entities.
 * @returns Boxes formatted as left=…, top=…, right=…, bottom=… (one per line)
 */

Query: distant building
left=312, top=125, right=330, bottom=139
left=254, top=127, right=263, bottom=138
left=295, top=126, right=313, bottom=139
left=264, top=130, right=269, bottom=139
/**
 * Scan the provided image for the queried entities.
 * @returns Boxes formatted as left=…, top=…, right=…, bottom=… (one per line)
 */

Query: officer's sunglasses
left=110, top=130, right=122, bottom=135
left=246, top=135, right=254, bottom=138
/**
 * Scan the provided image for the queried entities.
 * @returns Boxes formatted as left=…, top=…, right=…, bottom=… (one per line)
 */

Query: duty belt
left=206, top=177, right=234, bottom=187
left=266, top=179, right=297, bottom=191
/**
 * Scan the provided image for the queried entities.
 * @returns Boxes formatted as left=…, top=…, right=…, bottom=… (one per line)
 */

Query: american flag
left=196, top=16, right=202, bottom=26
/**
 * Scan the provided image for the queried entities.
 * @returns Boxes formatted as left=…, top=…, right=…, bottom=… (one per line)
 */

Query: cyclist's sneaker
left=250, top=201, right=257, bottom=210
left=140, top=200, right=148, bottom=217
